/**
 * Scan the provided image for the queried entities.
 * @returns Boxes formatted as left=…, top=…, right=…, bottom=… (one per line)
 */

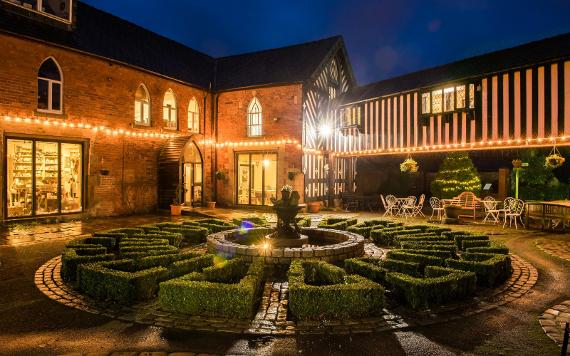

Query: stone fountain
left=265, top=187, right=308, bottom=248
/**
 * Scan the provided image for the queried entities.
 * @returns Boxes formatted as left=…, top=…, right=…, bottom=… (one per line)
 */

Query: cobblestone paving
left=35, top=252, right=538, bottom=336
left=60, top=352, right=217, bottom=356
left=539, top=300, right=570, bottom=345
left=535, top=238, right=570, bottom=262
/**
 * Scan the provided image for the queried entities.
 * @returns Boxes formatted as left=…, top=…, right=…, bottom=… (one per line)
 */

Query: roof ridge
left=358, top=31, right=570, bottom=89
left=215, top=35, right=342, bottom=60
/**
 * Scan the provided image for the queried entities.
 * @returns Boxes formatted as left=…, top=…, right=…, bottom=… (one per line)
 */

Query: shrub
left=344, top=258, right=387, bottom=283
left=400, top=242, right=457, bottom=254
left=77, top=253, right=214, bottom=304
left=132, top=232, right=183, bottom=247
left=363, top=219, right=391, bottom=227
left=83, top=236, right=116, bottom=249
left=446, top=253, right=511, bottom=287
left=386, top=250, right=445, bottom=271
left=106, top=228, right=145, bottom=237
left=370, top=226, right=405, bottom=245
left=232, top=216, right=270, bottom=227
left=138, top=224, right=162, bottom=233
left=296, top=216, right=312, bottom=227
left=465, top=245, right=509, bottom=254
left=162, top=226, right=209, bottom=244
left=454, top=234, right=489, bottom=250
left=396, top=248, right=454, bottom=259
left=462, top=239, right=491, bottom=250
left=347, top=223, right=373, bottom=238
left=288, top=260, right=384, bottom=320
left=386, top=266, right=477, bottom=309
left=92, top=231, right=127, bottom=243
left=381, top=258, right=422, bottom=277
left=317, top=220, right=348, bottom=231
left=159, top=258, right=265, bottom=319
left=61, top=246, right=113, bottom=282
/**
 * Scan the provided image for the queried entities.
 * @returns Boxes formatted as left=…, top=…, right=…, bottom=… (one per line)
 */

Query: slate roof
left=0, top=1, right=344, bottom=91
left=340, top=32, right=570, bottom=104
left=214, top=36, right=343, bottom=91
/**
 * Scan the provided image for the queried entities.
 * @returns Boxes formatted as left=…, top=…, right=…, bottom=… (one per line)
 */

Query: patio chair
left=430, top=196, right=445, bottom=222
left=400, top=196, right=417, bottom=217
left=482, top=196, right=500, bottom=224
left=412, top=194, right=426, bottom=217
left=383, top=195, right=398, bottom=216
left=504, top=198, right=525, bottom=229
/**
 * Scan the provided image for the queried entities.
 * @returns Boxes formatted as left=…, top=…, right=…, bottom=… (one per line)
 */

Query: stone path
left=535, top=238, right=570, bottom=262
left=539, top=300, right=570, bottom=345
left=60, top=353, right=217, bottom=356
left=35, top=252, right=538, bottom=336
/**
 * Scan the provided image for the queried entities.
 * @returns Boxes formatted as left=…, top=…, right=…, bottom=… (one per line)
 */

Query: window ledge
left=133, top=123, right=151, bottom=128
left=35, top=109, right=65, bottom=118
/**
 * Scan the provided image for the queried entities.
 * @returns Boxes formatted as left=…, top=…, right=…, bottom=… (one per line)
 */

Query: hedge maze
left=59, top=215, right=514, bottom=321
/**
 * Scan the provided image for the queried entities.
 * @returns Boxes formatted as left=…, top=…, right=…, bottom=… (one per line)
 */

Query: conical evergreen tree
left=431, top=152, right=481, bottom=199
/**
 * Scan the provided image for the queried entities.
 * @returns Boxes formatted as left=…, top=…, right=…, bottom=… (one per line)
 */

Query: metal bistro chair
left=504, top=198, right=525, bottom=229
left=412, top=194, right=426, bottom=217
left=430, top=196, right=445, bottom=222
left=482, top=196, right=501, bottom=224
left=400, top=196, right=417, bottom=217
left=383, top=195, right=398, bottom=216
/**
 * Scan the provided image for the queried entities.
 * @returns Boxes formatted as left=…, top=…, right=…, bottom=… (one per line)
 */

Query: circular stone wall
left=206, top=227, right=365, bottom=265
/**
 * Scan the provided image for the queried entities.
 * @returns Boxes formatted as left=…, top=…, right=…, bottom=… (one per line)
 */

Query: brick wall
left=0, top=33, right=214, bottom=220
left=215, top=86, right=305, bottom=206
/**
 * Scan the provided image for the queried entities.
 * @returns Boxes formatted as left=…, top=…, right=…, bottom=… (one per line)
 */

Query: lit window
left=4, top=0, right=73, bottom=23
left=421, top=93, right=431, bottom=114
left=188, top=97, right=199, bottom=133
left=431, top=89, right=443, bottom=113
left=163, top=89, right=177, bottom=130
left=247, top=97, right=262, bottom=137
left=444, top=87, right=455, bottom=112
left=134, top=84, right=150, bottom=126
left=469, top=84, right=475, bottom=109
left=456, top=85, right=466, bottom=109
left=37, top=58, right=62, bottom=113
left=341, top=106, right=361, bottom=127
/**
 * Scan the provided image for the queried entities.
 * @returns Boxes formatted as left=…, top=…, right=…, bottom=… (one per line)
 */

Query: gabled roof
left=0, top=1, right=348, bottom=91
left=214, top=36, right=345, bottom=91
left=341, top=32, right=570, bottom=104
left=0, top=1, right=216, bottom=89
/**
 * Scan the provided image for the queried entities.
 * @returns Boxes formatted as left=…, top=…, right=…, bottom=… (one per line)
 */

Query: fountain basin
left=207, top=227, right=365, bottom=265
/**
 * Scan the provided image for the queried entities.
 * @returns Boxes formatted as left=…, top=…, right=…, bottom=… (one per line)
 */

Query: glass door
left=183, top=163, right=202, bottom=206
left=5, top=138, right=83, bottom=218
left=236, top=152, right=277, bottom=206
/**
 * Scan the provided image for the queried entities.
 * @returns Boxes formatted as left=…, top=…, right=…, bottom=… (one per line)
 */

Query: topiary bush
left=61, top=244, right=114, bottom=282
left=446, top=252, right=512, bottom=287
left=158, top=258, right=265, bottom=319
left=288, top=260, right=384, bottom=320
left=430, top=152, right=482, bottom=199
left=386, top=266, right=477, bottom=309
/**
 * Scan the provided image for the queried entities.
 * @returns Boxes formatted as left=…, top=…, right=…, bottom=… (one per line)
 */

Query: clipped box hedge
left=288, top=260, right=384, bottom=320
left=344, top=257, right=387, bottom=283
left=396, top=248, right=454, bottom=260
left=61, top=245, right=114, bottom=282
left=132, top=232, right=183, bottom=247
left=347, top=223, right=373, bottom=237
left=370, top=226, right=405, bottom=245
left=446, top=252, right=512, bottom=287
left=386, top=250, right=446, bottom=271
left=162, top=226, right=209, bottom=244
left=77, top=253, right=214, bottom=304
left=400, top=242, right=457, bottom=253
left=317, top=220, right=348, bottom=231
left=465, top=245, right=509, bottom=255
left=232, top=216, right=270, bottom=227
left=462, top=239, right=491, bottom=250
left=386, top=266, right=477, bottom=309
left=454, top=234, right=489, bottom=250
left=296, top=216, right=312, bottom=227
left=159, top=258, right=265, bottom=319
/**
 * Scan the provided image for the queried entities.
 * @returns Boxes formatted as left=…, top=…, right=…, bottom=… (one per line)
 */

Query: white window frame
left=2, top=0, right=74, bottom=23
left=421, top=92, right=431, bottom=114
left=188, top=97, right=200, bottom=133
left=134, top=84, right=151, bottom=126
left=37, top=57, right=63, bottom=114
left=247, top=97, right=262, bottom=137
left=163, top=89, right=178, bottom=130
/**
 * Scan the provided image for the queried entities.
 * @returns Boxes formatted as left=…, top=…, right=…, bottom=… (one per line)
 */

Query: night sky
left=83, top=0, right=570, bottom=85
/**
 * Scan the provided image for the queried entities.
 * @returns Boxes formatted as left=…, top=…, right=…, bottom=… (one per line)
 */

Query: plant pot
left=207, top=201, right=216, bottom=209
left=444, top=205, right=461, bottom=219
left=170, top=204, right=182, bottom=216
left=306, top=201, right=321, bottom=213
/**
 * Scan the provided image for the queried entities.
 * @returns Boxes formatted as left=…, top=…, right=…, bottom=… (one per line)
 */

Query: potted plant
left=170, top=184, right=183, bottom=216
left=306, top=200, right=321, bottom=213
left=207, top=201, right=216, bottom=209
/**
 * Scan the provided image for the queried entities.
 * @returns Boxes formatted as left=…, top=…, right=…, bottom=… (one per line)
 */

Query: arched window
left=134, top=84, right=150, bottom=126
left=247, top=97, right=262, bottom=137
left=163, top=89, right=177, bottom=130
left=188, top=97, right=199, bottom=133
left=37, top=58, right=62, bottom=113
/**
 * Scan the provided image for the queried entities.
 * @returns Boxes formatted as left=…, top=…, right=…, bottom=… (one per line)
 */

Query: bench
left=444, top=192, right=481, bottom=219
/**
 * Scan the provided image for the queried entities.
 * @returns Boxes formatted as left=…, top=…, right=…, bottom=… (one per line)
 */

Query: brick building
left=0, top=0, right=354, bottom=222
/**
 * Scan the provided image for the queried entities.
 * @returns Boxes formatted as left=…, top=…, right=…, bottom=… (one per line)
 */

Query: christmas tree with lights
left=431, top=152, right=481, bottom=199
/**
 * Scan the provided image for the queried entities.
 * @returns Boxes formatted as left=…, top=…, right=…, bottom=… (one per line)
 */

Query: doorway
left=181, top=141, right=203, bottom=206
left=236, top=152, right=277, bottom=206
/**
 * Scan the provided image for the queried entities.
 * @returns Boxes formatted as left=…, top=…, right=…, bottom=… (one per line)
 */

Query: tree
left=512, top=150, right=569, bottom=200
left=431, top=152, right=481, bottom=199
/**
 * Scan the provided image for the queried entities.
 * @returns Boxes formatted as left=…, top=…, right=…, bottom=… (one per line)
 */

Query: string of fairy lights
left=333, top=135, right=570, bottom=157
left=2, top=115, right=177, bottom=139
left=6, top=114, right=565, bottom=156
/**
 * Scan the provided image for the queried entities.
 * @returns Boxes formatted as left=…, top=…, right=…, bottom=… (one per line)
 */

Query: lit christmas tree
left=430, top=152, right=482, bottom=199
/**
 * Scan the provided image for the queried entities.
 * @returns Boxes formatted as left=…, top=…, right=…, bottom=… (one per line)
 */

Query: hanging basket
left=400, top=157, right=419, bottom=173
left=545, top=147, right=565, bottom=169
left=512, top=159, right=522, bottom=169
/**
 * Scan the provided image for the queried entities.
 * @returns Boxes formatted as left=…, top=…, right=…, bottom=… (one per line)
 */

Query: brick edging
left=539, top=301, right=570, bottom=345
left=35, top=253, right=537, bottom=335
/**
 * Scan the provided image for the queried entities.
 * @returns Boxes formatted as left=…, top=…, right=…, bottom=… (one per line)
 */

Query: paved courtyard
left=0, top=209, right=568, bottom=355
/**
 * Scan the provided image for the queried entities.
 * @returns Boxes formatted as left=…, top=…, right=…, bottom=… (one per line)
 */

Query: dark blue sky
left=83, top=0, right=570, bottom=85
